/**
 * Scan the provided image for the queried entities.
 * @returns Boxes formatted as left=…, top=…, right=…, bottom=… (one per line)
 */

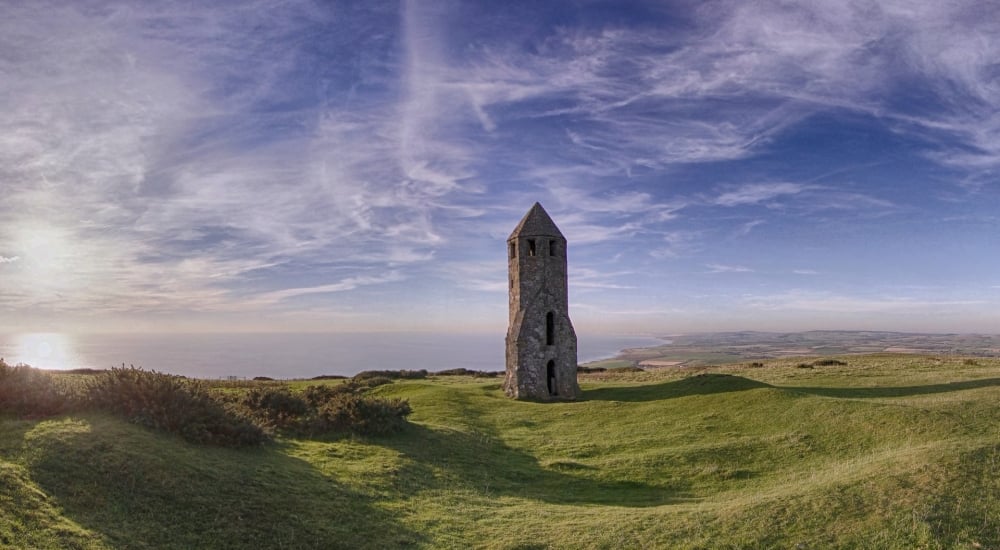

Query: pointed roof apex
left=509, top=202, right=564, bottom=240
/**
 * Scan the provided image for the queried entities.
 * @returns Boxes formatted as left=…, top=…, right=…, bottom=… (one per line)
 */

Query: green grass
left=2, top=355, right=999, bottom=548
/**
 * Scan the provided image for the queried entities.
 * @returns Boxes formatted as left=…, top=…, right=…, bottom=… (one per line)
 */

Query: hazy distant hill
left=605, top=330, right=1000, bottom=369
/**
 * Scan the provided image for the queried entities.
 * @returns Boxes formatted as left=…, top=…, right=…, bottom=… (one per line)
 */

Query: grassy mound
left=2, top=354, right=998, bottom=548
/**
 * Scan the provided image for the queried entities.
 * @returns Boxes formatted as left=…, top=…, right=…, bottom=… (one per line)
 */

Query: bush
left=577, top=366, right=607, bottom=373
left=354, top=369, right=427, bottom=381
left=813, top=359, right=847, bottom=366
left=87, top=367, right=267, bottom=447
left=312, top=393, right=412, bottom=436
left=434, top=368, right=474, bottom=376
left=473, top=371, right=501, bottom=378
left=748, top=362, right=765, bottom=368
left=228, top=382, right=412, bottom=437
left=0, top=360, right=411, bottom=443
left=357, top=376, right=394, bottom=389
left=615, top=366, right=645, bottom=373
left=796, top=363, right=814, bottom=369
left=0, top=360, right=80, bottom=417
left=239, top=388, right=309, bottom=431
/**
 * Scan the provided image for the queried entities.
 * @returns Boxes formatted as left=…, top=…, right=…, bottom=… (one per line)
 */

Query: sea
left=0, top=332, right=664, bottom=379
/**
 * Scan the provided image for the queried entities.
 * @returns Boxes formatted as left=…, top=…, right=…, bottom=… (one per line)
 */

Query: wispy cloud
left=706, top=263, right=754, bottom=274
left=741, top=290, right=987, bottom=314
left=4, top=1, right=1000, bottom=333
left=251, top=273, right=404, bottom=306
left=713, top=183, right=809, bottom=207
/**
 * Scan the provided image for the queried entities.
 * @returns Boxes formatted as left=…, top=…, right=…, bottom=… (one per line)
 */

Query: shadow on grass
left=9, top=415, right=423, bottom=550
left=786, top=377, right=1000, bottom=399
left=582, top=374, right=1000, bottom=403
left=381, top=423, right=692, bottom=507
left=583, top=373, right=773, bottom=402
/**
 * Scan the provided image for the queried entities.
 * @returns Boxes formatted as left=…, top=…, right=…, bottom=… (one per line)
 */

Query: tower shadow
left=583, top=373, right=773, bottom=402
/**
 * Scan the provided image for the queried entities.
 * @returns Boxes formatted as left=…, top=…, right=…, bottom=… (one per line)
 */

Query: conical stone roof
left=508, top=202, right=564, bottom=240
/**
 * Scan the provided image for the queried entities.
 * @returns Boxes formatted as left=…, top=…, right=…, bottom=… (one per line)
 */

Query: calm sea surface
left=0, top=332, right=664, bottom=379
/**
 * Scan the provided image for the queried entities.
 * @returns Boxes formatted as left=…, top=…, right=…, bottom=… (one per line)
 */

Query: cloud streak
left=4, top=1, right=1000, bottom=333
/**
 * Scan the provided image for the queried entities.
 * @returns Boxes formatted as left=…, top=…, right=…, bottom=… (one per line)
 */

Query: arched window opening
left=528, top=239, right=536, bottom=256
left=547, top=360, right=557, bottom=396
left=549, top=240, right=557, bottom=256
left=546, top=312, right=554, bottom=346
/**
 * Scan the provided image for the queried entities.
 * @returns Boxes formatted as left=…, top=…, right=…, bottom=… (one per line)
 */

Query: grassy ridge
left=2, top=354, right=999, bottom=548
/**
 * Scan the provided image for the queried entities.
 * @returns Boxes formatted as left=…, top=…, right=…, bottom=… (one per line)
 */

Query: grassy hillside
left=2, top=355, right=998, bottom=549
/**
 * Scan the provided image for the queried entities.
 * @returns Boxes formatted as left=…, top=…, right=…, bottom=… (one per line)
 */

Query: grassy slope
left=2, top=355, right=999, bottom=549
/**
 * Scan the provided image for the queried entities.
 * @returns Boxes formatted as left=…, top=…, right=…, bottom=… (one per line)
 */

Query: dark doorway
left=547, top=360, right=557, bottom=396
left=546, top=312, right=554, bottom=345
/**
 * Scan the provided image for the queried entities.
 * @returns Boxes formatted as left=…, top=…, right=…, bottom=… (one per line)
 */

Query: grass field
left=2, top=354, right=999, bottom=549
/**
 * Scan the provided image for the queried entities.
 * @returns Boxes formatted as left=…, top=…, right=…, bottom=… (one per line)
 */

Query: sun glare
left=12, top=333, right=80, bottom=370
left=12, top=224, right=76, bottom=288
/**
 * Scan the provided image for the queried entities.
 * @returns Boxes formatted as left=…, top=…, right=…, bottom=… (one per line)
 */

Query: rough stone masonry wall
left=504, top=233, right=580, bottom=400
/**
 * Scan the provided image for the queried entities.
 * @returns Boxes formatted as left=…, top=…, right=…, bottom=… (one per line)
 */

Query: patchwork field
left=2, top=354, right=999, bottom=549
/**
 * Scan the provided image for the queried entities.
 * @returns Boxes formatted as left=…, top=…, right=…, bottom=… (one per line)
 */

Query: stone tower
left=504, top=202, right=580, bottom=400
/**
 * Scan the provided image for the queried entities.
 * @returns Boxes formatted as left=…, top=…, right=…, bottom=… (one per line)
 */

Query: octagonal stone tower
left=504, top=202, right=580, bottom=400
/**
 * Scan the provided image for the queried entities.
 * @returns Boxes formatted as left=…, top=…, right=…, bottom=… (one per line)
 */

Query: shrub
left=748, top=362, right=765, bottom=368
left=813, top=359, right=847, bottom=366
left=616, top=366, right=645, bottom=373
left=312, top=393, right=412, bottom=436
left=354, top=369, right=427, bottom=381
left=239, top=388, right=309, bottom=430
left=432, top=368, right=501, bottom=377
left=434, top=368, right=474, bottom=376
left=357, top=376, right=394, bottom=389
left=300, top=383, right=354, bottom=406
left=577, top=366, right=607, bottom=373
left=472, top=371, right=501, bottom=378
left=796, top=363, right=814, bottom=369
left=252, top=376, right=275, bottom=381
left=0, top=360, right=80, bottom=417
left=86, top=367, right=267, bottom=447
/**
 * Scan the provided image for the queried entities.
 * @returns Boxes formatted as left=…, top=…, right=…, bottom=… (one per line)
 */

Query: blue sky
left=2, top=0, right=1000, bottom=335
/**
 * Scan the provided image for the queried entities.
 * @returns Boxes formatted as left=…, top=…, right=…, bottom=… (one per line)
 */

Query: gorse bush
left=88, top=367, right=268, bottom=447
left=234, top=381, right=412, bottom=437
left=1, top=362, right=412, bottom=444
left=433, top=368, right=501, bottom=377
left=313, top=393, right=413, bottom=436
left=354, top=369, right=427, bottom=381
left=238, top=387, right=310, bottom=431
left=0, top=359, right=80, bottom=417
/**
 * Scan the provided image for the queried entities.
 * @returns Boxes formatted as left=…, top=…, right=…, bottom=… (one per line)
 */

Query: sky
left=2, top=0, right=1000, bottom=335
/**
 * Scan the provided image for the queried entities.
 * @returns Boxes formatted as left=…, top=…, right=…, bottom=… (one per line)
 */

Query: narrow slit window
left=549, top=240, right=557, bottom=256
left=528, top=239, right=536, bottom=256
left=546, top=311, right=554, bottom=345
left=509, top=242, right=516, bottom=259
left=547, top=360, right=557, bottom=396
